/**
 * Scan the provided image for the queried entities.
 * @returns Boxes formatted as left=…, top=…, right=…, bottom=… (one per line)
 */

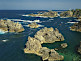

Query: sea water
left=0, top=10, right=81, bottom=61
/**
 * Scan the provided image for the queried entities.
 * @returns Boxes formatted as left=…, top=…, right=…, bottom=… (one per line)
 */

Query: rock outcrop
left=61, top=43, right=68, bottom=48
left=24, top=27, right=64, bottom=61
left=34, top=27, right=64, bottom=43
left=28, top=22, right=39, bottom=28
left=0, top=19, right=24, bottom=32
left=70, top=21, right=81, bottom=32
left=60, top=9, right=81, bottom=18
left=78, top=41, right=81, bottom=54
left=60, top=11, right=73, bottom=17
left=28, top=10, right=58, bottom=18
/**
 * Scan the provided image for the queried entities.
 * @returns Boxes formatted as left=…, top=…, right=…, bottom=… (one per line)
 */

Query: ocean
left=0, top=10, right=81, bottom=61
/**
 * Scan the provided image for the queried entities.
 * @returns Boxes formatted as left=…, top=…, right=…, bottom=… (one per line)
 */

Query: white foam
left=2, top=39, right=8, bottom=42
left=74, top=19, right=81, bottom=21
left=67, top=22, right=78, bottom=24
left=60, top=17, right=69, bottom=18
left=22, top=15, right=29, bottom=16
left=7, top=19, right=26, bottom=22
left=0, top=29, right=8, bottom=34
left=49, top=19, right=54, bottom=20
left=7, top=19, right=41, bottom=23
left=57, top=14, right=60, bottom=16
left=26, top=20, right=41, bottom=23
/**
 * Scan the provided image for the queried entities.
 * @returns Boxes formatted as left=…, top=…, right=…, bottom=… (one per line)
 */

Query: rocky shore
left=70, top=21, right=81, bottom=32
left=27, top=10, right=58, bottom=18
left=0, top=19, right=24, bottom=32
left=60, top=9, right=81, bottom=18
left=28, top=22, right=39, bottom=28
left=24, top=27, right=64, bottom=61
left=78, top=41, right=81, bottom=54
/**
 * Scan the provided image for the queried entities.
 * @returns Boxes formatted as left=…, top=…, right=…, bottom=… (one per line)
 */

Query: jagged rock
left=24, top=36, right=42, bottom=54
left=24, top=27, right=65, bottom=61
left=48, top=49, right=64, bottom=61
left=0, top=19, right=24, bottom=32
left=28, top=10, right=58, bottom=18
left=78, top=41, right=81, bottom=54
left=61, top=43, right=68, bottom=48
left=28, top=22, right=39, bottom=28
left=60, top=9, right=81, bottom=18
left=34, top=27, right=64, bottom=43
left=60, top=11, right=73, bottom=17
left=70, top=21, right=81, bottom=32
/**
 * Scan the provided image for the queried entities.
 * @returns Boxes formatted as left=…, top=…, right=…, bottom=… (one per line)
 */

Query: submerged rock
left=28, top=10, right=58, bottom=18
left=0, top=19, right=24, bottom=32
left=61, top=43, right=68, bottom=48
left=78, top=41, right=81, bottom=54
left=24, top=27, right=65, bottom=61
left=70, top=21, right=81, bottom=32
left=28, top=22, right=39, bottom=28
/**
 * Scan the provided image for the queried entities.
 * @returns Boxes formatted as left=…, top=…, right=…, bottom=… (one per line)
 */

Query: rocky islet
left=24, top=27, right=65, bottom=61
left=0, top=19, right=24, bottom=33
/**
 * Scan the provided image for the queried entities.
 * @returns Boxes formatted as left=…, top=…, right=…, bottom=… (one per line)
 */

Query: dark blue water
left=0, top=10, right=81, bottom=61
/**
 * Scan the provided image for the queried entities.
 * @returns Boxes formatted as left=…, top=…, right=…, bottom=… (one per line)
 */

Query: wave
left=49, top=19, right=54, bottom=21
left=22, top=14, right=50, bottom=18
left=0, top=29, right=8, bottom=34
left=67, top=22, right=78, bottom=24
left=60, top=17, right=69, bottom=18
left=7, top=19, right=26, bottom=22
left=26, top=20, right=41, bottom=23
left=74, top=19, right=81, bottom=21
left=2, top=39, right=8, bottom=42
left=7, top=19, right=41, bottom=23
left=22, top=15, right=29, bottom=17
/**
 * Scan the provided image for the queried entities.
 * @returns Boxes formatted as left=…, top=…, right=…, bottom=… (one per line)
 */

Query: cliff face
left=0, top=19, right=24, bottom=32
left=24, top=27, right=64, bottom=61
left=60, top=9, right=81, bottom=18
left=70, top=21, right=81, bottom=32
left=28, top=10, right=58, bottom=18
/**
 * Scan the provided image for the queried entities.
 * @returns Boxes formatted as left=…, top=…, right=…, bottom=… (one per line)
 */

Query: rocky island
left=0, top=19, right=24, bottom=32
left=70, top=21, right=81, bottom=32
left=61, top=43, right=68, bottom=48
left=27, top=10, right=58, bottom=18
left=60, top=9, right=81, bottom=18
left=24, top=27, right=64, bottom=61
left=28, top=22, right=39, bottom=28
left=78, top=41, right=81, bottom=54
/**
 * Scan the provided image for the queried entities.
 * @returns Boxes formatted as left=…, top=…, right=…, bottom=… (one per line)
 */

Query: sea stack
left=24, top=27, right=64, bottom=61
left=0, top=19, right=24, bottom=32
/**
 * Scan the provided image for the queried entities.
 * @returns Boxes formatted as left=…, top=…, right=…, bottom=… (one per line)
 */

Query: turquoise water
left=0, top=10, right=81, bottom=61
